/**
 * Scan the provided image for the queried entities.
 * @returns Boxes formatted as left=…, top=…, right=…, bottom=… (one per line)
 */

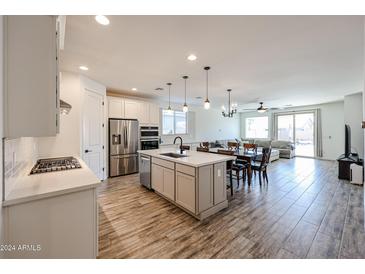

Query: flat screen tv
left=345, top=124, right=351, bottom=157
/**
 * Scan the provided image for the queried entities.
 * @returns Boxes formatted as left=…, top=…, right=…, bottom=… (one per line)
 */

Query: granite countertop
left=3, top=157, right=101, bottom=207
left=138, top=148, right=235, bottom=167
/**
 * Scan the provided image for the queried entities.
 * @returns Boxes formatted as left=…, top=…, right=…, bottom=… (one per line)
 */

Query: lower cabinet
left=175, top=171, right=196, bottom=213
left=151, top=163, right=175, bottom=201
left=163, top=168, right=175, bottom=201
left=151, top=163, right=164, bottom=193
left=150, top=157, right=228, bottom=220
left=4, top=188, right=98, bottom=258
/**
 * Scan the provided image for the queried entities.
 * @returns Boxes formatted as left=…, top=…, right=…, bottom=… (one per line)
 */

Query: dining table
left=207, top=147, right=261, bottom=186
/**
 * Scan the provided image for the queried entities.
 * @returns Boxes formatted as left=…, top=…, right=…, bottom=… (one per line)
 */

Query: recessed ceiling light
left=95, top=15, right=110, bottom=26
left=132, top=88, right=137, bottom=91
left=187, top=54, right=197, bottom=61
left=79, top=66, right=89, bottom=71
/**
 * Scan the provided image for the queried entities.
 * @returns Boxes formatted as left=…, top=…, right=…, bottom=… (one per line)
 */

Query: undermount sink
left=160, top=152, right=188, bottom=158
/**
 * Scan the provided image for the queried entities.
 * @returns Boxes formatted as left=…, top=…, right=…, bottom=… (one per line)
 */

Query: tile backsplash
left=4, top=137, right=38, bottom=198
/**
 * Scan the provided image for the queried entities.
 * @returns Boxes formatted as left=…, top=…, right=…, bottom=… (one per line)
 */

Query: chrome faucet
left=173, top=136, right=184, bottom=154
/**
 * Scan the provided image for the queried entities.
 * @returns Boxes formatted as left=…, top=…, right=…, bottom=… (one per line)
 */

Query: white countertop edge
left=2, top=181, right=100, bottom=207
left=138, top=149, right=235, bottom=167
left=3, top=156, right=101, bottom=207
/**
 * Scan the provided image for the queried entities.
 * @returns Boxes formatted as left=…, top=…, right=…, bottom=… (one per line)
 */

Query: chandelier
left=221, top=89, right=237, bottom=118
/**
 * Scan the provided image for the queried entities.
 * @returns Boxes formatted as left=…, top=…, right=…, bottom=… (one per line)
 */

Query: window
left=245, top=116, right=269, bottom=138
left=162, top=110, right=187, bottom=135
left=276, top=112, right=314, bottom=157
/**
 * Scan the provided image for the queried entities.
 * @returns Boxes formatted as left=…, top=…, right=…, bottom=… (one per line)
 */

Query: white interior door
left=82, top=89, right=105, bottom=180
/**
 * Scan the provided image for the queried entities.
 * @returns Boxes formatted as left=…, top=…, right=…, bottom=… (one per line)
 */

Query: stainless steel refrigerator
left=109, top=118, right=139, bottom=177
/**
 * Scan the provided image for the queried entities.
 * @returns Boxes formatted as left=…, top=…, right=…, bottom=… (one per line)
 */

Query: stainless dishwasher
left=139, top=154, right=151, bottom=189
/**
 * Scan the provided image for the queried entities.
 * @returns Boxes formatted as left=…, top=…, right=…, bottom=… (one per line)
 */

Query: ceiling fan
left=241, top=102, right=286, bottom=113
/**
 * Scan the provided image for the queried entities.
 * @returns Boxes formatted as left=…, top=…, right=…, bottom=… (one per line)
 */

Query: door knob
left=85, top=149, right=92, bottom=153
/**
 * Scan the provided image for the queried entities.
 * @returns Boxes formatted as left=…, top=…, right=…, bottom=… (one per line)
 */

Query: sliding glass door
left=276, top=112, right=315, bottom=157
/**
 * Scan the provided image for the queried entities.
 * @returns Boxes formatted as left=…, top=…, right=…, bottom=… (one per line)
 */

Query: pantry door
left=82, top=89, right=105, bottom=180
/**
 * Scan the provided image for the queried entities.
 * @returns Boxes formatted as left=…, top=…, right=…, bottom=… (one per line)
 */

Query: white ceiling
left=60, top=15, right=364, bottom=110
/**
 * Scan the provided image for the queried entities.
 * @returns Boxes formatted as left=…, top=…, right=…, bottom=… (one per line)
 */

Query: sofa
left=241, top=138, right=295, bottom=159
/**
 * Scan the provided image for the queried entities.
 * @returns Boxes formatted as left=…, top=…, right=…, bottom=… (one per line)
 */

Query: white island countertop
left=138, top=148, right=235, bottom=167
left=3, top=157, right=101, bottom=207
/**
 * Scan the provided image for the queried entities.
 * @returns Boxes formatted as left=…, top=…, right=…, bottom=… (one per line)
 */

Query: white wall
left=37, top=72, right=82, bottom=157
left=159, top=103, right=240, bottom=145
left=37, top=72, right=107, bottom=179
left=344, top=92, right=364, bottom=158
left=240, top=101, right=345, bottom=160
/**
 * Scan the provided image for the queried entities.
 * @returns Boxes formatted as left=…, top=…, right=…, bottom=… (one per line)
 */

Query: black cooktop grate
left=30, top=157, right=82, bottom=175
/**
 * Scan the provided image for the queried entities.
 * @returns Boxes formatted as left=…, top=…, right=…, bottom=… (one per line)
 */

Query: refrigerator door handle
left=125, top=125, right=129, bottom=148
left=124, top=126, right=128, bottom=148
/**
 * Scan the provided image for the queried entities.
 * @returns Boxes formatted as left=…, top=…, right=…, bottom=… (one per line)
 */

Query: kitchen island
left=138, top=149, right=235, bottom=220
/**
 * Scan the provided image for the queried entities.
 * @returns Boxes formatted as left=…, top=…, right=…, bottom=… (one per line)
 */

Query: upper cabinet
left=107, top=96, right=160, bottom=126
left=4, top=16, right=59, bottom=138
left=108, top=97, right=124, bottom=118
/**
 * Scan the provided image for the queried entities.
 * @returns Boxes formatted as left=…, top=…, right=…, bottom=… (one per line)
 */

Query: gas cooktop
left=30, top=157, right=82, bottom=175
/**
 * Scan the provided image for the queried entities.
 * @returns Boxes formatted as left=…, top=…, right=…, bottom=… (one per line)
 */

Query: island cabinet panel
left=151, top=163, right=164, bottom=194
left=176, top=172, right=196, bottom=213
left=162, top=167, right=175, bottom=201
left=152, top=157, right=175, bottom=170
left=176, top=163, right=195, bottom=177
left=151, top=163, right=175, bottom=200
left=198, top=165, right=214, bottom=212
left=214, top=163, right=227, bottom=205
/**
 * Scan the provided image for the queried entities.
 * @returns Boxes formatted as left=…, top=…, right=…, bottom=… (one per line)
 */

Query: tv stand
left=337, top=154, right=362, bottom=180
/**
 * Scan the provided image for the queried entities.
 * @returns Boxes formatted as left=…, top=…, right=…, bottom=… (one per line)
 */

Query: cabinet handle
left=85, top=149, right=92, bottom=153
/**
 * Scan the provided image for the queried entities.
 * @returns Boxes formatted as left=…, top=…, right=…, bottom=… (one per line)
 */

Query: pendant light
left=222, top=89, right=237, bottom=118
left=204, top=66, right=211, bottom=109
left=182, top=76, right=189, bottom=112
left=166, top=83, right=173, bottom=114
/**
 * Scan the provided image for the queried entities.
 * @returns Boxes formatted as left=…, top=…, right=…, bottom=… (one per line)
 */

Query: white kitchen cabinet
left=149, top=103, right=160, bottom=125
left=138, top=101, right=150, bottom=125
left=4, top=15, right=59, bottom=138
left=176, top=171, right=196, bottom=213
left=124, top=99, right=140, bottom=120
left=163, top=167, right=175, bottom=201
left=107, top=96, right=159, bottom=126
left=108, top=97, right=124, bottom=118
left=151, top=162, right=175, bottom=201
left=4, top=189, right=98, bottom=258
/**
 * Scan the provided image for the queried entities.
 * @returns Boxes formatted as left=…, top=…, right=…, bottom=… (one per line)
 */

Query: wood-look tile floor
left=97, top=158, right=365, bottom=259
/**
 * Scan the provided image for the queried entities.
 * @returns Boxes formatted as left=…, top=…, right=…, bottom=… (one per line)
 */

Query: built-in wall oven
left=140, top=126, right=160, bottom=150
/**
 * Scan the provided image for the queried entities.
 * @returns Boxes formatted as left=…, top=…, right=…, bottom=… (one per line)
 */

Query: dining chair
left=251, top=147, right=271, bottom=184
left=227, top=141, right=239, bottom=151
left=217, top=149, right=246, bottom=194
left=243, top=143, right=257, bottom=153
left=197, top=147, right=209, bottom=152
left=200, top=142, right=209, bottom=148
